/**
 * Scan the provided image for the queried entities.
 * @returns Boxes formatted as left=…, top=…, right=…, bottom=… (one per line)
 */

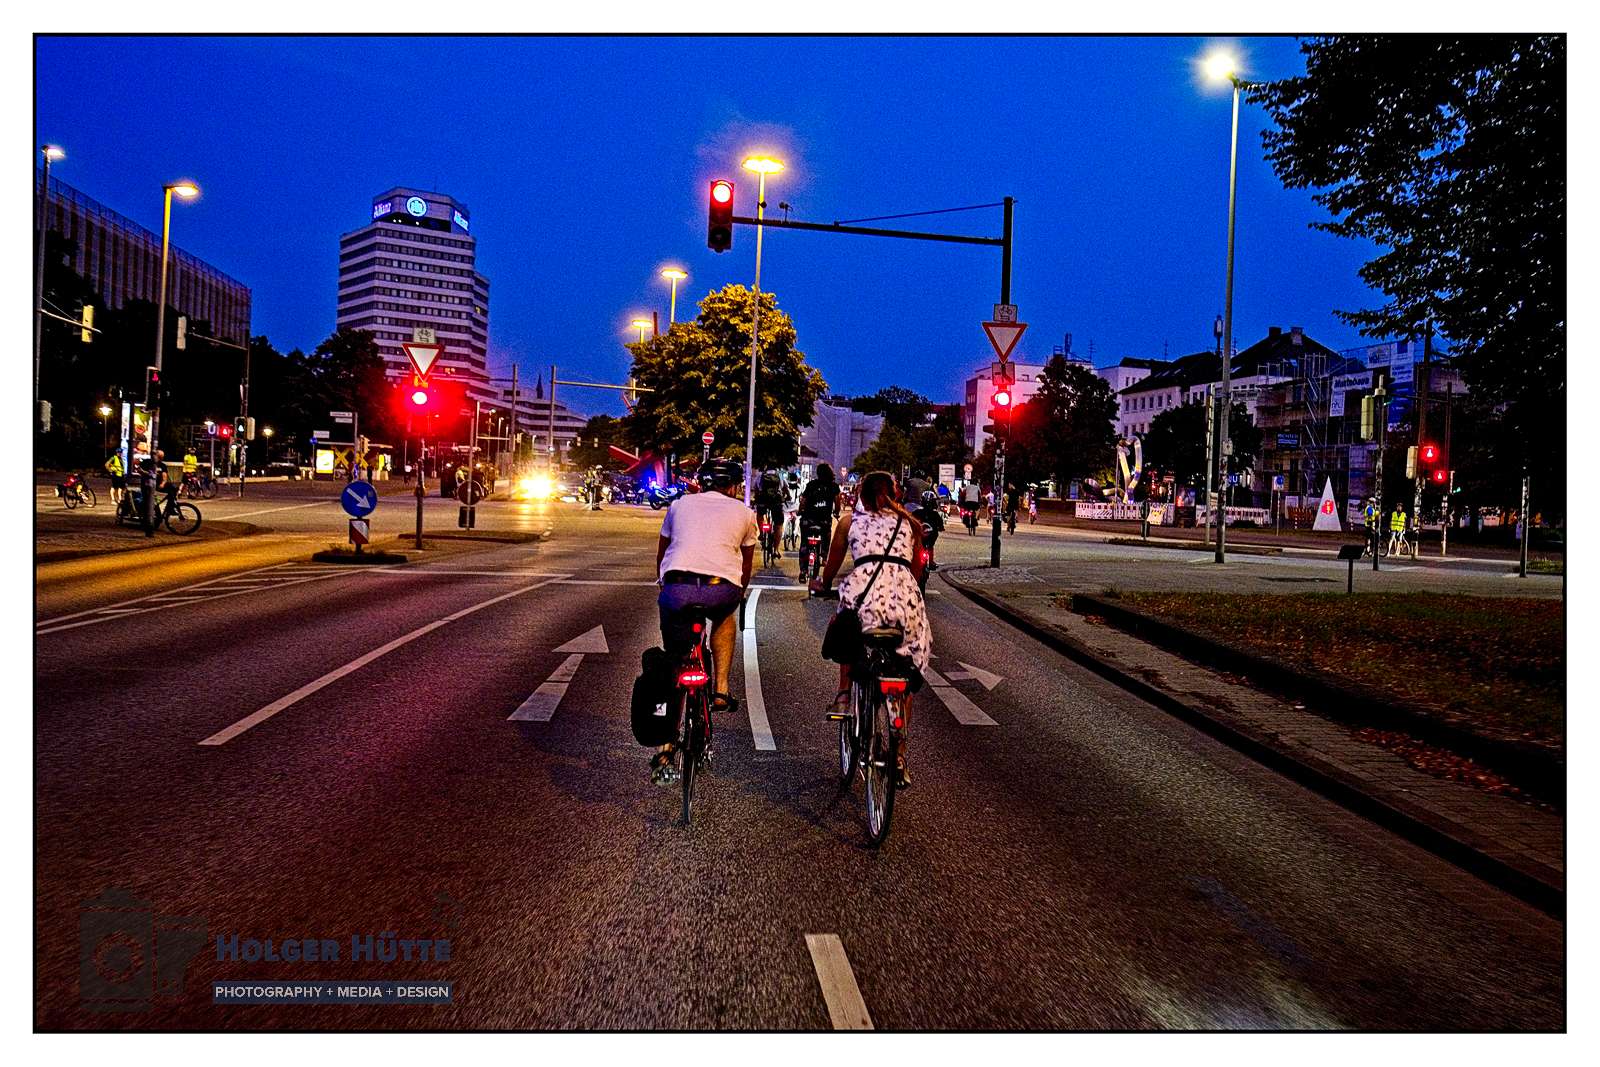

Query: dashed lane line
left=197, top=574, right=570, bottom=746
left=741, top=587, right=777, bottom=751
left=804, top=934, right=873, bottom=1030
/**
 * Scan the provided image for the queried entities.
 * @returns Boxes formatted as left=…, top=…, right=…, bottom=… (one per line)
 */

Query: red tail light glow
left=691, top=622, right=702, bottom=634
left=879, top=678, right=908, bottom=695
left=893, top=716, right=904, bottom=729
left=678, top=668, right=709, bottom=688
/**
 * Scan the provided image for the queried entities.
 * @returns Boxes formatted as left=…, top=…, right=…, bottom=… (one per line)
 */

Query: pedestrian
left=1027, top=488, right=1038, bottom=524
left=104, top=449, right=125, bottom=506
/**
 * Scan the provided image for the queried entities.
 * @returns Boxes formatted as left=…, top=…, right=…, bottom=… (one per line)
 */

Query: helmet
left=921, top=490, right=938, bottom=506
left=698, top=458, right=743, bottom=490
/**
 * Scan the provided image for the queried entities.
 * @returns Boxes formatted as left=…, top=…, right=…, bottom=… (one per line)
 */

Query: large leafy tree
left=624, top=284, right=827, bottom=467
left=569, top=413, right=626, bottom=470
left=1251, top=36, right=1564, bottom=515
left=853, top=424, right=915, bottom=476
left=906, top=404, right=970, bottom=476
left=1012, top=356, right=1119, bottom=489
left=852, top=386, right=931, bottom=436
left=1143, top=400, right=1259, bottom=488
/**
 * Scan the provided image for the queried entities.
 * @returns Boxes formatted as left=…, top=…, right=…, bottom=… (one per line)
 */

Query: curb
left=1104, top=537, right=1282, bottom=556
left=1074, top=594, right=1564, bottom=806
left=940, top=570, right=1564, bottom=918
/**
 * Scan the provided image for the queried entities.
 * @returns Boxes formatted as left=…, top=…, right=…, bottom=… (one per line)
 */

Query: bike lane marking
left=741, top=587, right=777, bottom=751
left=198, top=574, right=570, bottom=746
left=921, top=666, right=999, bottom=727
left=804, top=934, right=873, bottom=1030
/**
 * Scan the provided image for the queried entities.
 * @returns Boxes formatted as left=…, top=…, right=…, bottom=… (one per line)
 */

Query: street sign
left=701, top=430, right=715, bottom=446
left=348, top=518, right=370, bottom=546
left=412, top=326, right=436, bottom=345
left=992, top=304, right=1018, bottom=324
left=311, top=429, right=329, bottom=440
left=341, top=480, right=378, bottom=518
left=991, top=362, right=1011, bottom=379
left=401, top=342, right=443, bottom=380
left=982, top=320, right=1027, bottom=362
left=1272, top=474, right=1286, bottom=491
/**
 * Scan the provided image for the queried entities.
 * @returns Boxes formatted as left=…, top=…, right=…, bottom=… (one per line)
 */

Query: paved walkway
left=941, top=565, right=1564, bottom=909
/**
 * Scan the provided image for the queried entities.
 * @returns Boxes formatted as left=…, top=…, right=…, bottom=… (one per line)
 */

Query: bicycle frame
left=674, top=617, right=717, bottom=825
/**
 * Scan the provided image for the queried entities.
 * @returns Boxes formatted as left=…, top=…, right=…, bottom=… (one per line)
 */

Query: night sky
left=35, top=35, right=1382, bottom=417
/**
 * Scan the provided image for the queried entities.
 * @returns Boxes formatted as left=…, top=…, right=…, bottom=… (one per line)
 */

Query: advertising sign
left=1328, top=372, right=1372, bottom=417
left=938, top=463, right=956, bottom=489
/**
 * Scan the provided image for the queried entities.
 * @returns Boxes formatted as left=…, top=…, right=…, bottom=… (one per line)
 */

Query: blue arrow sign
left=341, top=481, right=378, bottom=518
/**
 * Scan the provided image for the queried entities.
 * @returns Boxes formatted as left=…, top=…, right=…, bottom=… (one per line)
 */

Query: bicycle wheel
left=679, top=698, right=701, bottom=825
left=838, top=684, right=862, bottom=781
left=864, top=695, right=896, bottom=847
left=61, top=489, right=77, bottom=510
left=79, top=486, right=97, bottom=508
left=165, top=502, right=203, bottom=535
left=201, top=480, right=218, bottom=499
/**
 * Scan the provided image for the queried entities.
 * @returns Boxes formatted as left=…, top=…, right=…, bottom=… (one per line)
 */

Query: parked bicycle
left=115, top=489, right=202, bottom=535
left=827, top=624, right=910, bottom=847
left=55, top=473, right=97, bottom=509
left=180, top=470, right=218, bottom=499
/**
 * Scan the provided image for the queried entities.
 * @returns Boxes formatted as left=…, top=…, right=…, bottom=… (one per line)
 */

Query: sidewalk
left=940, top=565, right=1564, bottom=915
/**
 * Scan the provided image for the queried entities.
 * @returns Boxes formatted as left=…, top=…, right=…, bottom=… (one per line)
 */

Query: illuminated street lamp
left=739, top=154, right=784, bottom=503
left=35, top=144, right=65, bottom=428
left=97, top=403, right=112, bottom=451
left=1201, top=47, right=1241, bottom=564
left=630, top=317, right=652, bottom=344
left=147, top=178, right=200, bottom=516
left=660, top=267, right=688, bottom=324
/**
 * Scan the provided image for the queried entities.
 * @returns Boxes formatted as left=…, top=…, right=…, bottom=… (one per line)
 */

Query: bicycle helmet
left=698, top=457, right=744, bottom=491
left=921, top=490, right=938, bottom=506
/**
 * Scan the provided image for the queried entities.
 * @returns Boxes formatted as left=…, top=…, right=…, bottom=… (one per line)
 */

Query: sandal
left=650, top=748, right=676, bottom=786
left=711, top=692, right=738, bottom=714
left=895, top=742, right=911, bottom=789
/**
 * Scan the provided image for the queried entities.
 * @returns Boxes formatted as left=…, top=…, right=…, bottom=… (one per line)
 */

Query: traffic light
left=707, top=179, right=735, bottom=252
left=1432, top=468, right=1448, bottom=484
left=408, top=386, right=433, bottom=411
left=1420, top=443, right=1439, bottom=464
left=145, top=366, right=165, bottom=407
left=80, top=304, right=94, bottom=343
left=1359, top=395, right=1375, bottom=440
left=218, top=422, right=233, bottom=440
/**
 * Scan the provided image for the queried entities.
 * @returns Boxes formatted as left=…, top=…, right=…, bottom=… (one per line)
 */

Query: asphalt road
left=34, top=502, right=1564, bottom=1029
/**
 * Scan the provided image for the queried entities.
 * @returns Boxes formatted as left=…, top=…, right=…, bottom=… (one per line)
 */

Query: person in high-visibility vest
left=104, top=450, right=125, bottom=505
left=1387, top=505, right=1409, bottom=557
left=182, top=450, right=199, bottom=474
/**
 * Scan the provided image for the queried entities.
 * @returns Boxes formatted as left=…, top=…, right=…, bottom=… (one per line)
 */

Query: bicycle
left=827, top=625, right=910, bottom=847
left=55, top=473, right=97, bottom=509
left=180, top=470, right=218, bottom=499
left=759, top=517, right=779, bottom=569
left=667, top=615, right=717, bottom=825
left=115, top=489, right=202, bottom=535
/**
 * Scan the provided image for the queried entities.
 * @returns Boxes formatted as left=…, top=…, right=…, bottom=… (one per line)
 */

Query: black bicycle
left=759, top=515, right=779, bottom=569
left=56, top=473, right=97, bottom=509
left=180, top=470, right=218, bottom=499
left=115, top=490, right=202, bottom=535
left=828, top=625, right=909, bottom=847
left=670, top=616, right=717, bottom=825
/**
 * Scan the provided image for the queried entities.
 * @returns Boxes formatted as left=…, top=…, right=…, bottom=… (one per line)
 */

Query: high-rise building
left=336, top=188, right=490, bottom=398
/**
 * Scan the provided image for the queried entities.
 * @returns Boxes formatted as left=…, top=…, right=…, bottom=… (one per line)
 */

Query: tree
left=623, top=284, right=827, bottom=468
left=906, top=404, right=970, bottom=476
left=1252, top=36, right=1564, bottom=514
left=853, top=424, right=915, bottom=476
left=853, top=386, right=931, bottom=436
left=1011, top=356, right=1119, bottom=489
left=1142, top=401, right=1259, bottom=489
left=307, top=327, right=407, bottom=447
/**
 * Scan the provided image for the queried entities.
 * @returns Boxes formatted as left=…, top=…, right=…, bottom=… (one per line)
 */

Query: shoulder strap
left=848, top=515, right=904, bottom=610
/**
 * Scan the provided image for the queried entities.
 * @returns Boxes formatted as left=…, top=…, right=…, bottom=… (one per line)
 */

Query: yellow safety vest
left=105, top=454, right=123, bottom=476
left=183, top=454, right=198, bottom=473
left=1390, top=511, right=1406, bottom=532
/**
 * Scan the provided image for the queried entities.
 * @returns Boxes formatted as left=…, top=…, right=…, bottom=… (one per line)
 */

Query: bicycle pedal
left=825, top=712, right=849, bottom=722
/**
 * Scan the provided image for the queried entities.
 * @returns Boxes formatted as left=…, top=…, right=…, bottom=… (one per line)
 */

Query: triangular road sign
left=1312, top=477, right=1343, bottom=532
left=982, top=321, right=1027, bottom=362
left=401, top=342, right=443, bottom=380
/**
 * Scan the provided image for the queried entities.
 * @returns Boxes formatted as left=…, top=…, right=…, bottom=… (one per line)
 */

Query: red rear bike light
left=760, top=521, right=771, bottom=532
left=691, top=622, right=703, bottom=634
left=892, top=717, right=904, bottom=729
left=879, top=678, right=908, bottom=695
left=678, top=668, right=710, bottom=688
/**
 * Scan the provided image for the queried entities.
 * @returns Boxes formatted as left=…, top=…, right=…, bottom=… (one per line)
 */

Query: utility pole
left=1372, top=376, right=1388, bottom=571
left=508, top=363, right=519, bottom=478
left=1519, top=474, right=1530, bottom=578
left=1442, top=380, right=1454, bottom=557
left=1412, top=327, right=1430, bottom=550
left=991, top=196, right=1013, bottom=569
left=547, top=363, right=558, bottom=473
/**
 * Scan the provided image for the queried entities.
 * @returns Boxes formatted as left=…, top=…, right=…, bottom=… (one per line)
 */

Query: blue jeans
left=658, top=580, right=742, bottom=659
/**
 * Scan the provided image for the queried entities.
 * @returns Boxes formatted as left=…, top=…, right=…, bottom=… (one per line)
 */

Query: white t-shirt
left=658, top=491, right=759, bottom=585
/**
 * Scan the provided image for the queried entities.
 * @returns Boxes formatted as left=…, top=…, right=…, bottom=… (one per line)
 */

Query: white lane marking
left=555, top=579, right=659, bottom=587
left=946, top=661, right=1003, bottom=690
left=804, top=934, right=873, bottom=1030
left=198, top=574, right=569, bottom=745
left=508, top=653, right=585, bottom=722
left=922, top=667, right=999, bottom=727
left=35, top=563, right=288, bottom=628
left=742, top=587, right=776, bottom=751
left=36, top=566, right=351, bottom=635
left=554, top=625, right=608, bottom=654
left=217, top=501, right=332, bottom=520
left=357, top=569, right=568, bottom=578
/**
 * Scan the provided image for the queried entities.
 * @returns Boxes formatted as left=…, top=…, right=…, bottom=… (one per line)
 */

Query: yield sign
left=982, top=321, right=1027, bottom=362
left=401, top=342, right=443, bottom=381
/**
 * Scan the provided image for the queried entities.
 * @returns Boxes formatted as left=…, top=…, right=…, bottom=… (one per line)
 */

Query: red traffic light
left=1432, top=468, right=1448, bottom=484
left=993, top=388, right=1012, bottom=407
left=1420, top=443, right=1439, bottom=463
left=707, top=179, right=735, bottom=253
left=410, top=388, right=431, bottom=407
left=218, top=423, right=232, bottom=438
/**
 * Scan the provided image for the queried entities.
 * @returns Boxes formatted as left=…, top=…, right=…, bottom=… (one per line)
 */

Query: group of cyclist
left=652, top=457, right=931, bottom=791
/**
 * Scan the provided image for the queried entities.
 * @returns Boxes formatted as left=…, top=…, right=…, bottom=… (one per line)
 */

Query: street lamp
left=660, top=267, right=688, bottom=325
left=630, top=318, right=652, bottom=345
left=148, top=179, right=200, bottom=466
left=740, top=154, right=784, bottom=503
left=35, top=144, right=65, bottom=428
left=1202, top=48, right=1241, bottom=564
left=97, top=403, right=112, bottom=451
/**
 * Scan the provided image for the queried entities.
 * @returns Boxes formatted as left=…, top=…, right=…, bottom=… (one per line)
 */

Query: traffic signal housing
left=218, top=422, right=233, bottom=440
left=1432, top=468, right=1449, bottom=485
left=1420, top=443, right=1439, bottom=464
left=707, top=179, right=735, bottom=252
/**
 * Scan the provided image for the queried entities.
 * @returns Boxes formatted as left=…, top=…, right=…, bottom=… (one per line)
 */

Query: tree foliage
left=853, top=424, right=915, bottom=476
left=1143, top=400, right=1258, bottom=488
left=569, top=413, right=625, bottom=470
left=852, top=386, right=931, bottom=437
left=1009, top=356, right=1119, bottom=488
left=1251, top=35, right=1564, bottom=513
left=623, top=284, right=826, bottom=468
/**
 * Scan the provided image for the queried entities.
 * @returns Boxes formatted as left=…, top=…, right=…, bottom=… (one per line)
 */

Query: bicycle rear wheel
left=679, top=697, right=701, bottom=825
left=165, top=502, right=202, bottom=535
left=201, top=480, right=218, bottom=499
left=81, top=486, right=97, bottom=507
left=61, top=490, right=77, bottom=510
left=863, top=696, right=896, bottom=847
left=838, top=685, right=862, bottom=781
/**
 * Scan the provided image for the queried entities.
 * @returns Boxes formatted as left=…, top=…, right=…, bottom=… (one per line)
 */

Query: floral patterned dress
left=836, top=506, right=931, bottom=671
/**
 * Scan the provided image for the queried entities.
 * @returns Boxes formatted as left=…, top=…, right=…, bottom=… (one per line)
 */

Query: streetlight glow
left=42, top=144, right=65, bottom=161
left=630, top=318, right=652, bottom=330
left=168, top=180, right=201, bottom=199
left=1203, top=50, right=1240, bottom=85
left=98, top=404, right=113, bottom=417
left=660, top=268, right=687, bottom=281
left=741, top=156, right=784, bottom=175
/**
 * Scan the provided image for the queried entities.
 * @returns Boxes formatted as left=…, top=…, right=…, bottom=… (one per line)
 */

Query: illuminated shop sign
left=406, top=197, right=428, bottom=216
left=372, top=200, right=393, bottom=219
left=452, top=210, right=470, bottom=232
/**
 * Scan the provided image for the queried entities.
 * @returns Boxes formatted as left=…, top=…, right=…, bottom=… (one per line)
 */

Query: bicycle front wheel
left=61, top=490, right=77, bottom=510
left=165, top=502, right=202, bottom=535
left=838, top=685, right=862, bottom=782
left=79, top=486, right=97, bottom=508
left=201, top=480, right=218, bottom=499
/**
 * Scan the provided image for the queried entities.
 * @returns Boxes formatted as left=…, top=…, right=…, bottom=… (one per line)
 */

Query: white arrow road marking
left=509, top=653, right=586, bottom=722
left=921, top=667, right=999, bottom=727
left=742, top=587, right=776, bottom=751
left=198, top=575, right=568, bottom=745
left=805, top=934, right=873, bottom=1030
left=945, top=661, right=1003, bottom=690
left=554, top=625, right=609, bottom=654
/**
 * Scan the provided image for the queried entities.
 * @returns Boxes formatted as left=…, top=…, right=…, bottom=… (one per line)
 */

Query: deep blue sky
left=36, top=35, right=1381, bottom=417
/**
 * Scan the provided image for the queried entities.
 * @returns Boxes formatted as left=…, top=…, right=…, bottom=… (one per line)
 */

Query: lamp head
left=42, top=144, right=65, bottom=162
left=741, top=156, right=785, bottom=176
left=1203, top=50, right=1240, bottom=85
left=660, top=268, right=688, bottom=281
left=168, top=181, right=200, bottom=199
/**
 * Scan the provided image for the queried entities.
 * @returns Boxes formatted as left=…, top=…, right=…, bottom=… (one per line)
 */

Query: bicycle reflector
left=879, top=678, right=909, bottom=695
left=678, top=668, right=710, bottom=688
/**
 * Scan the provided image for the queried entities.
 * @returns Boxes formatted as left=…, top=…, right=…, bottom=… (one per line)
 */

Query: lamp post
left=35, top=144, right=65, bottom=429
left=1203, top=50, right=1242, bottom=564
left=630, top=318, right=652, bottom=345
left=740, top=154, right=784, bottom=504
left=146, top=180, right=199, bottom=478
left=660, top=267, right=687, bottom=325
left=98, top=403, right=112, bottom=452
